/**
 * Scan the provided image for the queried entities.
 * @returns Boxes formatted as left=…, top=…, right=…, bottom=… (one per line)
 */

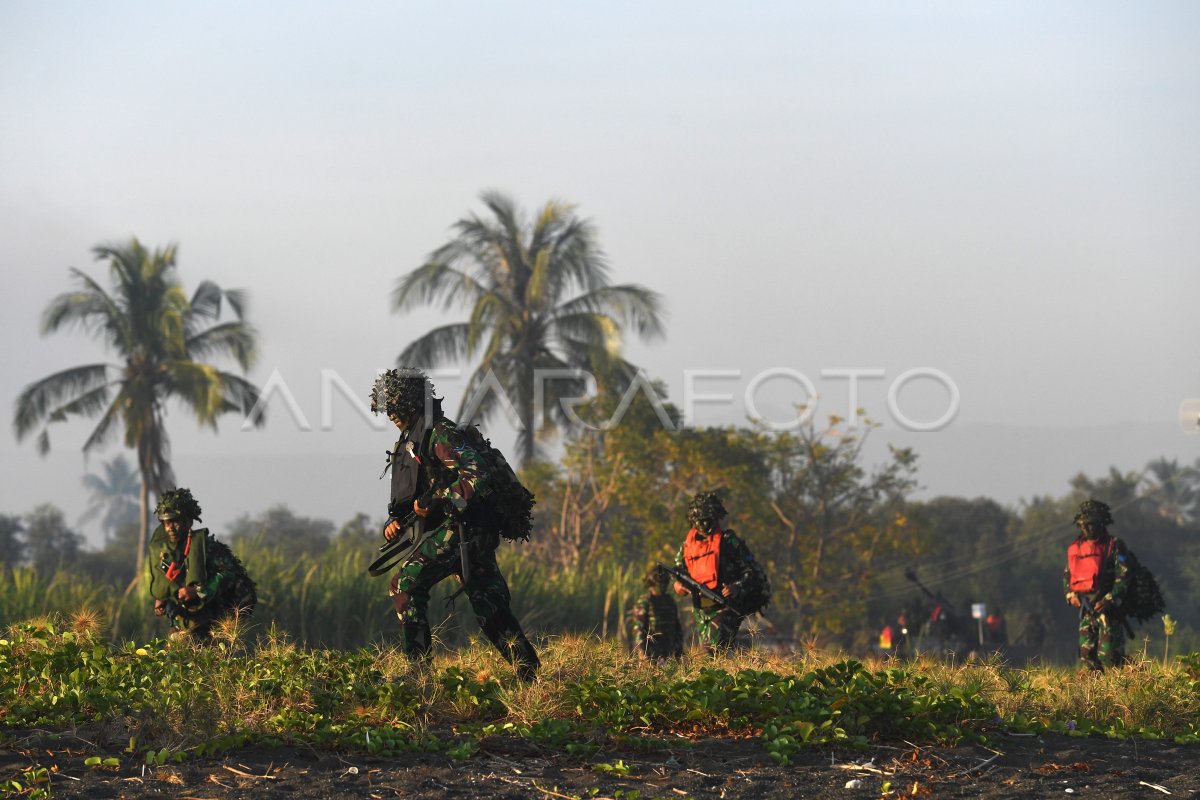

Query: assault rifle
left=1076, top=593, right=1134, bottom=638
left=657, top=563, right=747, bottom=616
left=368, top=511, right=427, bottom=577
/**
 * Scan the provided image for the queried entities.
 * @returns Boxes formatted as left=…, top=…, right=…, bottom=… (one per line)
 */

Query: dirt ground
left=2, top=731, right=1197, bottom=799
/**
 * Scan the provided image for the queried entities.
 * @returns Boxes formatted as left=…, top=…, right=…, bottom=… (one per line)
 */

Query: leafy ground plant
left=1, top=615, right=1198, bottom=778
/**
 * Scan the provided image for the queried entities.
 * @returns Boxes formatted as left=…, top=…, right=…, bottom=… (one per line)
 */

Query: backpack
left=1119, top=546, right=1165, bottom=624
left=739, top=553, right=772, bottom=615
left=457, top=424, right=535, bottom=541
left=205, top=534, right=259, bottom=616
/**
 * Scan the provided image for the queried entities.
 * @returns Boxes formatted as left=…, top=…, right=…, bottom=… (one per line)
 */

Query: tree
left=1141, top=457, right=1198, bottom=526
left=392, top=191, right=665, bottom=464
left=765, top=414, right=922, bottom=639
left=228, top=505, right=335, bottom=560
left=80, top=454, right=140, bottom=545
left=24, top=504, right=85, bottom=576
left=0, top=515, right=24, bottom=568
left=13, top=239, right=264, bottom=577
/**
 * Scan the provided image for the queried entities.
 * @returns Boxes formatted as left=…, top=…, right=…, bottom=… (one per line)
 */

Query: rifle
left=1076, top=593, right=1134, bottom=638
left=903, top=567, right=957, bottom=615
left=368, top=511, right=428, bottom=577
left=658, top=563, right=747, bottom=616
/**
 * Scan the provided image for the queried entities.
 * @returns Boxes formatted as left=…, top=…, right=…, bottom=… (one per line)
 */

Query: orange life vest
left=683, top=527, right=722, bottom=589
left=1067, top=536, right=1115, bottom=594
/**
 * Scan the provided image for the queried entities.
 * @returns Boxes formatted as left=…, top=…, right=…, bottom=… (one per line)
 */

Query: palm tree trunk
left=517, top=359, right=535, bottom=465
left=135, top=444, right=152, bottom=583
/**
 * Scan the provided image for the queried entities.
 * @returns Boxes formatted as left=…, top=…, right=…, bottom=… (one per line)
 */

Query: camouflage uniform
left=1064, top=500, right=1130, bottom=671
left=376, top=369, right=539, bottom=680
left=675, top=528, right=759, bottom=652
left=146, top=489, right=254, bottom=640
left=630, top=567, right=683, bottom=661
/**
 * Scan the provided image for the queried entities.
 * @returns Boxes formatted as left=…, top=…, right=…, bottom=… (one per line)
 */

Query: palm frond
left=162, top=360, right=228, bottom=427
left=41, top=268, right=130, bottom=350
left=80, top=390, right=126, bottom=453
left=13, top=364, right=114, bottom=440
left=552, top=284, right=666, bottom=340
left=550, top=313, right=624, bottom=366
left=392, top=262, right=488, bottom=313
left=397, top=322, right=472, bottom=367
left=189, top=282, right=250, bottom=327
left=465, top=293, right=511, bottom=357
left=478, top=191, right=530, bottom=293
left=544, top=215, right=610, bottom=299
left=189, top=280, right=225, bottom=320
left=458, top=356, right=519, bottom=428
left=216, top=371, right=267, bottom=428
left=186, top=320, right=258, bottom=370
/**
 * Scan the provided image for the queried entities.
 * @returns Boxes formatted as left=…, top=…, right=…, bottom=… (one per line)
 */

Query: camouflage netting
left=644, top=564, right=671, bottom=590
left=156, top=488, right=203, bottom=522
left=370, top=368, right=433, bottom=419
left=687, top=491, right=727, bottom=526
left=1074, top=498, right=1114, bottom=529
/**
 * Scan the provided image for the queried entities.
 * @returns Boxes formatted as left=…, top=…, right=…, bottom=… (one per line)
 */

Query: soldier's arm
left=1104, top=539, right=1131, bottom=607
left=1063, top=565, right=1077, bottom=605
left=428, top=426, right=490, bottom=510
left=187, top=533, right=232, bottom=604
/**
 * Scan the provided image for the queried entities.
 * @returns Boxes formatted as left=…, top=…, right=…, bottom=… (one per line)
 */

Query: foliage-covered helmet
left=156, top=488, right=202, bottom=522
left=687, top=491, right=727, bottom=527
left=643, top=564, right=670, bottom=590
left=370, top=368, right=433, bottom=420
left=1073, top=499, right=1113, bottom=529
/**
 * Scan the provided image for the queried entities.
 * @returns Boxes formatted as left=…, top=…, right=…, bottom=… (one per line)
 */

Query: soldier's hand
left=154, top=599, right=168, bottom=617
left=384, top=518, right=403, bottom=541
left=1093, top=597, right=1108, bottom=613
left=413, top=498, right=432, bottom=518
left=673, top=580, right=688, bottom=597
left=722, top=584, right=740, bottom=598
left=177, top=585, right=199, bottom=603
left=1067, top=594, right=1081, bottom=608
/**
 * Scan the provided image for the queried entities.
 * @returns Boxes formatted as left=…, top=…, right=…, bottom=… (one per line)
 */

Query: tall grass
left=1, top=546, right=1187, bottom=667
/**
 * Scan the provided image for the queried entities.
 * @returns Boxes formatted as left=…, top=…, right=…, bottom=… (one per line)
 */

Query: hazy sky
left=3, top=2, right=1198, bottom=542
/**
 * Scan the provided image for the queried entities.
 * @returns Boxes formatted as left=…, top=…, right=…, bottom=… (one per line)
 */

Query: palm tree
left=80, top=454, right=141, bottom=545
left=393, top=192, right=665, bottom=463
left=13, top=239, right=264, bottom=576
left=1142, top=457, right=1198, bottom=526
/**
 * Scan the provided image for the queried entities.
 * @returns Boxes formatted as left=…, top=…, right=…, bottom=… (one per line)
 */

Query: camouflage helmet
left=370, top=368, right=433, bottom=420
left=1073, top=499, right=1113, bottom=529
left=156, top=488, right=202, bottom=522
left=687, top=491, right=727, bottom=527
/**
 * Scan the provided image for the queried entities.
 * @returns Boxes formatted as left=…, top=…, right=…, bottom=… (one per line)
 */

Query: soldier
left=372, top=368, right=539, bottom=681
left=673, top=491, right=769, bottom=654
left=630, top=565, right=683, bottom=662
left=1064, top=499, right=1129, bottom=671
left=146, top=488, right=256, bottom=640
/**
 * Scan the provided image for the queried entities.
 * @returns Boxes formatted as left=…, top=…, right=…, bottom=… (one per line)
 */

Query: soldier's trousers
left=692, top=606, right=746, bottom=654
left=394, top=540, right=539, bottom=680
left=1078, top=609, right=1125, bottom=670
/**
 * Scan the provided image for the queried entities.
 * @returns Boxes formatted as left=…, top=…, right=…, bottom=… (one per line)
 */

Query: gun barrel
left=657, top=563, right=746, bottom=616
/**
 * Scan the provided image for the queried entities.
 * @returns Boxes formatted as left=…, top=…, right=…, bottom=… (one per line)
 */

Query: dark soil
left=3, top=731, right=1197, bottom=799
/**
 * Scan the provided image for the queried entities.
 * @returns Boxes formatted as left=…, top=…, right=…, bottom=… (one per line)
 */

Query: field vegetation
left=1, top=612, right=1197, bottom=787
